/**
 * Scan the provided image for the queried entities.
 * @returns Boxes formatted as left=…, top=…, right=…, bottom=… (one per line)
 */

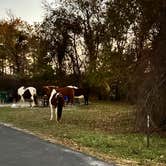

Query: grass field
left=0, top=102, right=166, bottom=166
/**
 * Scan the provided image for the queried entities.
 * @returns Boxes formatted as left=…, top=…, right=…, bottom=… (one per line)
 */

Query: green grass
left=0, top=102, right=165, bottom=166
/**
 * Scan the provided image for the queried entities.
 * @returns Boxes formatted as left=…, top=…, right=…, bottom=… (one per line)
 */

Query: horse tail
left=57, top=94, right=64, bottom=121
left=57, top=104, right=62, bottom=121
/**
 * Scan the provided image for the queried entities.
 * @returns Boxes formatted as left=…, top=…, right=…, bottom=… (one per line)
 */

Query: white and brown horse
left=49, top=89, right=64, bottom=121
left=17, top=86, right=37, bottom=107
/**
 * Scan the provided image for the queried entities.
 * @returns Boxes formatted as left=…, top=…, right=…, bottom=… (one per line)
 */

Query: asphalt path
left=0, top=124, right=116, bottom=166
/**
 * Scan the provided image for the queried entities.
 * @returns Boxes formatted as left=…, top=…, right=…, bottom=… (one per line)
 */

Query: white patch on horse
left=67, top=86, right=78, bottom=89
left=49, top=89, right=57, bottom=103
left=56, top=92, right=60, bottom=98
left=49, top=89, right=57, bottom=121
left=74, top=95, right=84, bottom=99
left=25, top=87, right=37, bottom=96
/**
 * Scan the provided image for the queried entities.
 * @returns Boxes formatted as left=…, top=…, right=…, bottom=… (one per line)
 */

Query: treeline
left=0, top=0, right=166, bottom=129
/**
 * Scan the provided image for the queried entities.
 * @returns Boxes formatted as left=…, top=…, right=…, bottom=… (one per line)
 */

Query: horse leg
left=50, top=104, right=54, bottom=120
left=84, top=96, right=87, bottom=105
left=20, top=96, right=24, bottom=103
left=66, top=96, right=70, bottom=105
left=84, top=95, right=89, bottom=105
left=68, top=97, right=74, bottom=105
left=20, top=96, right=25, bottom=106
left=55, top=106, right=57, bottom=121
left=30, top=96, right=35, bottom=107
left=71, top=95, right=74, bottom=105
left=70, top=97, right=73, bottom=105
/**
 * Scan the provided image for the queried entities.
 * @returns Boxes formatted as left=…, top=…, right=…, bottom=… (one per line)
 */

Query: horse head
left=17, top=86, right=25, bottom=96
left=43, top=86, right=59, bottom=98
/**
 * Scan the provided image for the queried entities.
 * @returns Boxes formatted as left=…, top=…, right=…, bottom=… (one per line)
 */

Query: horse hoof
left=57, top=120, right=61, bottom=124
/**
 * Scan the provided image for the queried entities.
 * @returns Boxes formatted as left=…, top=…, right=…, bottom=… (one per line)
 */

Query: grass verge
left=0, top=102, right=165, bottom=166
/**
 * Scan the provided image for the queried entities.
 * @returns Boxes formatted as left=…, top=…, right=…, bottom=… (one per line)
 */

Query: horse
left=43, top=86, right=75, bottom=105
left=42, top=86, right=59, bottom=106
left=67, top=86, right=89, bottom=105
left=49, top=89, right=64, bottom=121
left=17, top=86, right=37, bottom=107
left=56, top=87, right=75, bottom=105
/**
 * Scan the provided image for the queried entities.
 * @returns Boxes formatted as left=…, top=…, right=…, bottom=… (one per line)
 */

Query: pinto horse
left=42, top=86, right=59, bottom=106
left=49, top=89, right=64, bottom=121
left=67, top=86, right=89, bottom=105
left=43, top=86, right=74, bottom=105
left=17, top=86, right=37, bottom=107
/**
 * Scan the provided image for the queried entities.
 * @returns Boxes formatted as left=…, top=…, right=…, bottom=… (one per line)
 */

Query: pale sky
left=0, top=0, right=52, bottom=24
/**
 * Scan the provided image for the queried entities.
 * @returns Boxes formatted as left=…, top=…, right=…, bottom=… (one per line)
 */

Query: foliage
left=0, top=17, right=33, bottom=78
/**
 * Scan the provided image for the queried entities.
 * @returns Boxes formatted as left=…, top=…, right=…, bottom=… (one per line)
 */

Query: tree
left=0, top=17, right=32, bottom=79
left=41, top=1, right=83, bottom=83
left=104, top=0, right=166, bottom=129
left=65, top=0, right=106, bottom=74
left=136, top=0, right=166, bottom=130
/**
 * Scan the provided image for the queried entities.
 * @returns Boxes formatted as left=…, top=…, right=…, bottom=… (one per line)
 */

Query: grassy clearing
left=0, top=102, right=165, bottom=166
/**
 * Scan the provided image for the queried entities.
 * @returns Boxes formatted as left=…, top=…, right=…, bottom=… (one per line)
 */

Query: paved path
left=0, top=124, right=116, bottom=166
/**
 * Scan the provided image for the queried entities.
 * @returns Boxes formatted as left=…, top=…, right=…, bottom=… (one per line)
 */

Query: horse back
left=57, top=87, right=74, bottom=97
left=23, top=89, right=32, bottom=100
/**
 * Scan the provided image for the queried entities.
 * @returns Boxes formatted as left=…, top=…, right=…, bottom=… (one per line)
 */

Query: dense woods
left=0, top=0, right=166, bottom=130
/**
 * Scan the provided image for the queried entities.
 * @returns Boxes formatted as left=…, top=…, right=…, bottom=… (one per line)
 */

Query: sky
left=0, top=0, right=52, bottom=24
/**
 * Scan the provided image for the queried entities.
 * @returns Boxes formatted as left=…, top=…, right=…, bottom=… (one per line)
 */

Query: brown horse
left=56, top=87, right=74, bottom=105
left=43, top=86, right=75, bottom=105
left=49, top=89, right=64, bottom=121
